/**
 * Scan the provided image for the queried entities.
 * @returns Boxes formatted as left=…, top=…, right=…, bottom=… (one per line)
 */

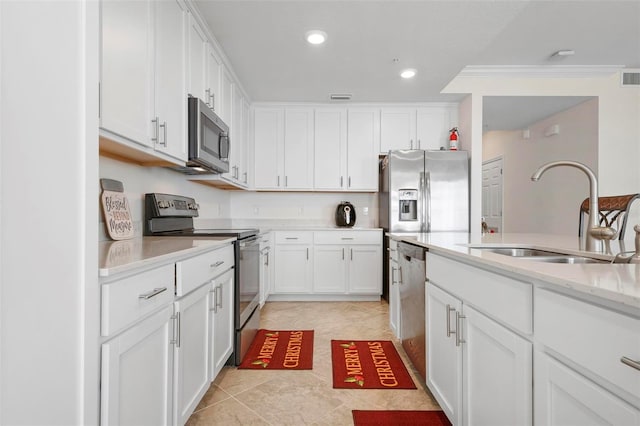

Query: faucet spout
left=531, top=161, right=603, bottom=252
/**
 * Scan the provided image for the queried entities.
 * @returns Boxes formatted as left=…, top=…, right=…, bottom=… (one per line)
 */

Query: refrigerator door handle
left=419, top=171, right=426, bottom=233
left=425, top=171, right=431, bottom=232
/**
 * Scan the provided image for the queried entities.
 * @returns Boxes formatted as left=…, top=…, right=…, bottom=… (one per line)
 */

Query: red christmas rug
left=331, top=340, right=416, bottom=389
left=238, top=329, right=314, bottom=369
left=352, top=410, right=451, bottom=426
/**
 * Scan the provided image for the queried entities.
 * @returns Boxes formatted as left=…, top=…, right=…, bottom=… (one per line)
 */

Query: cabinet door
left=416, top=107, right=454, bottom=151
left=219, top=66, right=233, bottom=124
left=283, top=108, right=314, bottom=189
left=314, top=108, right=347, bottom=190
left=259, top=234, right=272, bottom=306
left=534, top=351, right=640, bottom=426
left=227, top=86, right=246, bottom=185
left=348, top=245, right=382, bottom=294
left=173, top=284, right=210, bottom=426
left=347, top=108, right=380, bottom=191
left=313, top=245, right=348, bottom=293
left=253, top=108, right=284, bottom=189
left=206, top=45, right=222, bottom=111
left=187, top=13, right=207, bottom=100
left=462, top=304, right=533, bottom=426
left=101, top=305, right=174, bottom=426
left=154, top=0, right=187, bottom=161
left=426, top=283, right=461, bottom=426
left=274, top=245, right=312, bottom=293
left=210, top=270, right=234, bottom=381
left=380, top=108, right=416, bottom=153
left=100, top=0, right=153, bottom=146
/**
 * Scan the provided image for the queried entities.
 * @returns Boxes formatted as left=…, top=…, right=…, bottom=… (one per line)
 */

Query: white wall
left=483, top=98, right=598, bottom=235
left=444, top=72, right=640, bottom=237
left=1, top=2, right=100, bottom=424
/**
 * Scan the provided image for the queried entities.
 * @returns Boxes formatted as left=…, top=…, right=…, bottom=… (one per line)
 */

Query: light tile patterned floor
left=186, top=301, right=440, bottom=425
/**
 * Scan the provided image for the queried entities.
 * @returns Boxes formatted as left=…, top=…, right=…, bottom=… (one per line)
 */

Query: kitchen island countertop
left=389, top=232, right=640, bottom=310
left=99, top=236, right=236, bottom=278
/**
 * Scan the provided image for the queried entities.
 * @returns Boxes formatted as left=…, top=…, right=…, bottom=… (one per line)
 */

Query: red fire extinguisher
left=449, top=127, right=459, bottom=151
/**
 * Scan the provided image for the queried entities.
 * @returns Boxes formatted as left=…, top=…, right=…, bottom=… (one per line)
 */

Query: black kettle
left=335, top=201, right=356, bottom=227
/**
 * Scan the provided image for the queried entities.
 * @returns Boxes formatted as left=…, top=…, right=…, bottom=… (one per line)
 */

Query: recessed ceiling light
left=305, top=30, right=327, bottom=45
left=400, top=68, right=417, bottom=79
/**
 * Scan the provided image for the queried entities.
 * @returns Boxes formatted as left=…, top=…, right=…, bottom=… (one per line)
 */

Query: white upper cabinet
left=153, top=0, right=187, bottom=162
left=186, top=12, right=207, bottom=101
left=416, top=107, right=456, bottom=151
left=225, top=85, right=248, bottom=186
left=284, top=108, right=314, bottom=190
left=314, top=108, right=348, bottom=191
left=253, top=107, right=284, bottom=190
left=380, top=108, right=416, bottom=152
left=100, top=0, right=154, bottom=146
left=205, top=45, right=222, bottom=112
left=100, top=0, right=187, bottom=162
left=219, top=66, right=233, bottom=125
left=380, top=105, right=458, bottom=153
left=347, top=108, right=380, bottom=191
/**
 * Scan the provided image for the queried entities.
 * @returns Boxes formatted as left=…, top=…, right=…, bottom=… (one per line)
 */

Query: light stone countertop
left=99, top=236, right=235, bottom=278
left=389, top=232, right=640, bottom=311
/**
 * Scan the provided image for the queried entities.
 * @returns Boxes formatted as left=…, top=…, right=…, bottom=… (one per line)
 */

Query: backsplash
left=99, top=155, right=380, bottom=240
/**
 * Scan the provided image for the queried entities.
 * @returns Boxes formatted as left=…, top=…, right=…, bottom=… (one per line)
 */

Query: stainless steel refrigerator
left=379, top=149, right=469, bottom=300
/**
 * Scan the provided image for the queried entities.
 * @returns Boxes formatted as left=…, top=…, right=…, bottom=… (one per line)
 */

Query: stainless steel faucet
left=531, top=160, right=614, bottom=252
left=613, top=224, right=640, bottom=263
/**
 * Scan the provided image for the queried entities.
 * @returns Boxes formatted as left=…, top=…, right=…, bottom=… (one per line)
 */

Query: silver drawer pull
left=621, top=356, right=640, bottom=371
left=341, top=237, right=354, bottom=240
left=285, top=237, right=298, bottom=240
left=210, top=261, right=224, bottom=268
left=446, top=305, right=456, bottom=337
left=455, top=312, right=466, bottom=347
left=138, top=287, right=167, bottom=300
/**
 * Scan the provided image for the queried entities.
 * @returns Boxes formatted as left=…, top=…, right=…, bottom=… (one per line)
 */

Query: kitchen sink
left=469, top=246, right=610, bottom=264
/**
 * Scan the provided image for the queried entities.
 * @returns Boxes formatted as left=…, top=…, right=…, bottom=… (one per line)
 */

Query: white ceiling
left=194, top=0, right=640, bottom=104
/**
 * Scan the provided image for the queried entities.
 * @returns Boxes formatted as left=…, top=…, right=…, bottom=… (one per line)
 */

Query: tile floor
left=187, top=301, right=441, bottom=425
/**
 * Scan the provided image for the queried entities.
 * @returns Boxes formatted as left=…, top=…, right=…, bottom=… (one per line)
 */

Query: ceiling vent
left=330, top=93, right=352, bottom=100
left=621, top=70, right=640, bottom=87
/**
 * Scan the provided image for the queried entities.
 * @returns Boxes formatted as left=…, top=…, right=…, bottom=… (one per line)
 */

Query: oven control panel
left=145, top=193, right=199, bottom=218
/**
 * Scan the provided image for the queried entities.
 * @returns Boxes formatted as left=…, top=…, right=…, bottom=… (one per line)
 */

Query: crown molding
left=458, top=65, right=624, bottom=78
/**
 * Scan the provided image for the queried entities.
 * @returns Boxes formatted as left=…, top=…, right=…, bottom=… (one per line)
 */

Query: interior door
left=482, top=157, right=503, bottom=232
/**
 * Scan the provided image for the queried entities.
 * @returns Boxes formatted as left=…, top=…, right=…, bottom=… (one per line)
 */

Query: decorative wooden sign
left=100, top=178, right=134, bottom=240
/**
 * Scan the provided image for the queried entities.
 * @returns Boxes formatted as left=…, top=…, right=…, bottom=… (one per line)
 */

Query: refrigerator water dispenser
left=399, top=189, right=418, bottom=221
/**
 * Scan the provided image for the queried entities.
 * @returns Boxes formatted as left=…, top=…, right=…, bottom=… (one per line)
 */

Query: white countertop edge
left=390, top=233, right=640, bottom=311
left=99, top=236, right=236, bottom=279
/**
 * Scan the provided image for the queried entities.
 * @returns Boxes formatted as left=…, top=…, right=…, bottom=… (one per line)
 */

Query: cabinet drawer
left=535, top=288, right=640, bottom=399
left=275, top=231, right=313, bottom=245
left=314, top=230, right=381, bottom=245
left=176, top=245, right=234, bottom=296
left=427, top=253, right=532, bottom=334
left=102, top=264, right=175, bottom=336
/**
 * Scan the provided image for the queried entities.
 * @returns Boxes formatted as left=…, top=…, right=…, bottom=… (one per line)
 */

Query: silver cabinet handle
left=159, top=121, right=167, bottom=146
left=348, top=176, right=351, bottom=188
left=340, top=176, right=344, bottom=188
left=306, top=247, right=309, bottom=260
left=151, top=117, right=159, bottom=143
left=410, top=139, right=414, bottom=149
left=342, top=248, right=345, bottom=260
left=397, top=267, right=403, bottom=284
left=171, top=312, right=181, bottom=347
left=391, top=266, right=396, bottom=284
left=418, top=139, right=421, bottom=149
left=277, top=175, right=280, bottom=187
left=210, top=260, right=224, bottom=268
left=138, top=287, right=167, bottom=300
left=621, top=356, right=640, bottom=371
left=264, top=252, right=269, bottom=266
left=350, top=248, right=353, bottom=261
left=216, top=285, right=223, bottom=310
left=446, top=305, right=456, bottom=337
left=210, top=286, right=218, bottom=313
left=243, top=172, right=247, bottom=184
left=285, top=237, right=298, bottom=240
left=455, top=312, right=466, bottom=347
left=341, top=237, right=354, bottom=240
left=285, top=176, right=288, bottom=187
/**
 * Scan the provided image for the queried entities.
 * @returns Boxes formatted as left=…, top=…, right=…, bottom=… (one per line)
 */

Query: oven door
left=237, top=236, right=260, bottom=328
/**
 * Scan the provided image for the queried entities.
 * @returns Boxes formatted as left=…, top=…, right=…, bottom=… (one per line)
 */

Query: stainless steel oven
left=144, top=193, right=260, bottom=365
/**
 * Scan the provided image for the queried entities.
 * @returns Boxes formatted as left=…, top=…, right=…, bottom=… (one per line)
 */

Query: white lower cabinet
left=101, top=305, right=174, bottom=426
left=173, top=284, right=211, bottom=426
left=273, top=230, right=382, bottom=297
left=426, top=252, right=533, bottom=426
left=259, top=232, right=273, bottom=306
left=534, top=351, right=640, bottom=426
left=209, top=269, right=235, bottom=381
left=388, top=239, right=401, bottom=339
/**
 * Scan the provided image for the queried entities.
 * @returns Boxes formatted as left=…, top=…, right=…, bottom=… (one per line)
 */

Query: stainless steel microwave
left=186, top=96, right=230, bottom=174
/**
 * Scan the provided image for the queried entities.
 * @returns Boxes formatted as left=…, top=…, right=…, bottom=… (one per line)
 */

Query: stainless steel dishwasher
left=397, top=241, right=427, bottom=382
